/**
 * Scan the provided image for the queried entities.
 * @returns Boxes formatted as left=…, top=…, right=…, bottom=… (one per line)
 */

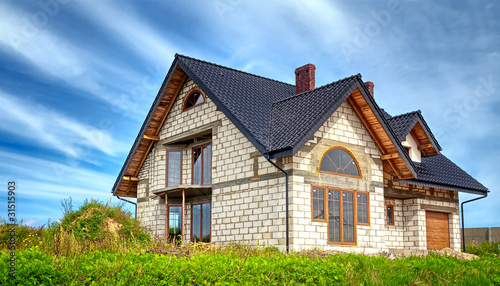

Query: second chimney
left=295, top=63, right=316, bottom=94
left=364, top=81, right=374, bottom=97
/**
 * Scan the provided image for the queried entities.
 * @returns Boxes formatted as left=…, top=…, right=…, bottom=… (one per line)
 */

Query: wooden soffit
left=114, top=66, right=188, bottom=197
left=347, top=88, right=414, bottom=180
left=410, top=122, right=439, bottom=157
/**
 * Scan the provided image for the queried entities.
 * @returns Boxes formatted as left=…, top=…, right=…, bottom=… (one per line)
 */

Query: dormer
left=386, top=110, right=441, bottom=163
left=401, top=133, right=421, bottom=162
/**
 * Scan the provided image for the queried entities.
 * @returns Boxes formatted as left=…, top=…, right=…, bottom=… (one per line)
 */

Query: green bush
left=465, top=240, right=500, bottom=258
left=58, top=198, right=150, bottom=243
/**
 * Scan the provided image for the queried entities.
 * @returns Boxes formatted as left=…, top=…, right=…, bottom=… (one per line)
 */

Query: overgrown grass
left=465, top=240, right=500, bottom=258
left=1, top=245, right=499, bottom=285
left=1, top=199, right=499, bottom=285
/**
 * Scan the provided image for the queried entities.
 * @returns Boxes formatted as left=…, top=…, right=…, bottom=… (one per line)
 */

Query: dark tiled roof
left=387, top=110, right=442, bottom=151
left=398, top=154, right=488, bottom=195
left=112, top=54, right=488, bottom=195
left=269, top=74, right=360, bottom=153
left=380, top=108, right=392, bottom=120
left=387, top=111, right=420, bottom=141
left=176, top=55, right=294, bottom=153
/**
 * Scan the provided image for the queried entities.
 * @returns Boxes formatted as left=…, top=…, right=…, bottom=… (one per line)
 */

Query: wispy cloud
left=0, top=150, right=115, bottom=196
left=0, top=1, right=146, bottom=114
left=74, top=1, right=175, bottom=65
left=0, top=90, right=129, bottom=158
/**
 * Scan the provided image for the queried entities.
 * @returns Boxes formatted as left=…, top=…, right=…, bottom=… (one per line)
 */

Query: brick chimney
left=295, top=63, right=316, bottom=94
left=364, top=81, right=374, bottom=97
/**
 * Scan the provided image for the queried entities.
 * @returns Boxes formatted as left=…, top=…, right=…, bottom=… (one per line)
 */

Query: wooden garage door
left=426, top=211, right=450, bottom=250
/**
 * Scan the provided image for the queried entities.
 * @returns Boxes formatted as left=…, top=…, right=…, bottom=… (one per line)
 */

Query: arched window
left=319, top=146, right=361, bottom=178
left=182, top=89, right=206, bottom=111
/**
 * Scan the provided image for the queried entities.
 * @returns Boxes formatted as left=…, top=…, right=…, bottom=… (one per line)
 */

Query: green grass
left=1, top=199, right=499, bottom=285
left=1, top=246, right=499, bottom=285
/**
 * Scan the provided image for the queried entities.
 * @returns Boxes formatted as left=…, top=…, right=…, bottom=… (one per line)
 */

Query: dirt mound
left=104, top=217, right=123, bottom=236
left=433, top=248, right=480, bottom=260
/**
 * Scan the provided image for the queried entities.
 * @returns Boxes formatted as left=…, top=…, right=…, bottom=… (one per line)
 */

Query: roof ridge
left=175, top=53, right=294, bottom=87
left=271, top=73, right=361, bottom=105
left=389, top=109, right=421, bottom=119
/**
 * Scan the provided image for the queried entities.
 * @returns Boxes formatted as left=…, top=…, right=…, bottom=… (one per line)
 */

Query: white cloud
left=74, top=1, right=175, bottom=65
left=24, top=219, right=39, bottom=227
left=0, top=1, right=147, bottom=114
left=0, top=90, right=129, bottom=158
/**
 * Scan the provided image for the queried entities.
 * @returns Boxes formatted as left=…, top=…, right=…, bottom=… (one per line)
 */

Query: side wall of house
left=384, top=178, right=461, bottom=252
left=136, top=78, right=287, bottom=247
left=289, top=101, right=386, bottom=252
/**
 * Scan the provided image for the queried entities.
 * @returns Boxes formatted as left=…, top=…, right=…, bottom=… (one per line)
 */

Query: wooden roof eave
left=112, top=59, right=188, bottom=197
left=410, top=120, right=440, bottom=157
left=349, top=80, right=417, bottom=180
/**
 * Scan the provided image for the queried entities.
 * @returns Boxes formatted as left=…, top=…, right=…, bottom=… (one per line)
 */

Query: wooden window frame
left=190, top=201, right=211, bottom=243
left=167, top=204, right=183, bottom=241
left=182, top=88, right=206, bottom=112
left=356, top=191, right=370, bottom=226
left=191, top=143, right=212, bottom=185
left=386, top=203, right=395, bottom=226
left=166, top=149, right=182, bottom=187
left=330, top=189, right=357, bottom=245
left=311, top=185, right=368, bottom=245
left=311, top=186, right=327, bottom=222
left=318, top=146, right=363, bottom=179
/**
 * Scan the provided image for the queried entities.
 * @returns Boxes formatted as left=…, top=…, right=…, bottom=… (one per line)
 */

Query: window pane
left=194, top=93, right=204, bottom=105
left=320, top=155, right=336, bottom=172
left=192, top=204, right=201, bottom=242
left=343, top=192, right=355, bottom=243
left=343, top=161, right=360, bottom=176
left=184, top=92, right=205, bottom=110
left=387, top=206, right=393, bottom=224
left=168, top=151, right=181, bottom=187
left=328, top=190, right=341, bottom=242
left=193, top=147, right=202, bottom=184
left=312, top=188, right=324, bottom=220
left=320, top=148, right=359, bottom=177
left=203, top=145, right=212, bottom=185
left=169, top=206, right=182, bottom=241
left=357, top=194, right=368, bottom=224
left=202, top=203, right=211, bottom=242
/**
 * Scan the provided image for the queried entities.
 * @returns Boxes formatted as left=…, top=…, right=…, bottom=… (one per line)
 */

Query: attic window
left=182, top=89, right=206, bottom=111
left=319, top=146, right=361, bottom=178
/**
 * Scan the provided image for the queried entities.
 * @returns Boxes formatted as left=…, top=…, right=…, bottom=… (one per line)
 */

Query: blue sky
left=0, top=0, right=498, bottom=228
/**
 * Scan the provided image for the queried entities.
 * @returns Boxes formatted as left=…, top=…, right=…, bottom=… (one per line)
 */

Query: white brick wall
left=290, top=101, right=386, bottom=251
left=136, top=79, right=461, bottom=253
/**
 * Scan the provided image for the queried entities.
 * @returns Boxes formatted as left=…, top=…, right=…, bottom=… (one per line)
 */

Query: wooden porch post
left=182, top=189, right=185, bottom=242
left=165, top=193, right=168, bottom=242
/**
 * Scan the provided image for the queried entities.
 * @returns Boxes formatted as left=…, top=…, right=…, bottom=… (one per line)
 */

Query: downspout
left=264, top=155, right=289, bottom=254
left=117, top=196, right=138, bottom=220
left=461, top=193, right=488, bottom=252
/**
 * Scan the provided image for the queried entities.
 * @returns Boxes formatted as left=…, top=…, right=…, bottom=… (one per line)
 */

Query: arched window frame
left=182, top=88, right=206, bottom=112
left=318, top=145, right=363, bottom=179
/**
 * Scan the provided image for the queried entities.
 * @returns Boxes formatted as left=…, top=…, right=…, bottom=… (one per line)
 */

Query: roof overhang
left=347, top=80, right=416, bottom=180
left=396, top=179, right=489, bottom=196
left=409, top=114, right=442, bottom=156
left=112, top=58, right=188, bottom=197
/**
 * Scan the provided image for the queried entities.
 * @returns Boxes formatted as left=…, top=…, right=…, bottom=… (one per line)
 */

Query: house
left=112, top=54, right=488, bottom=253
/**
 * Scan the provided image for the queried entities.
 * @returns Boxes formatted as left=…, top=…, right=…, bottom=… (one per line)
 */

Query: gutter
left=264, top=155, right=289, bottom=254
left=117, top=196, right=138, bottom=220
left=461, top=192, right=488, bottom=252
